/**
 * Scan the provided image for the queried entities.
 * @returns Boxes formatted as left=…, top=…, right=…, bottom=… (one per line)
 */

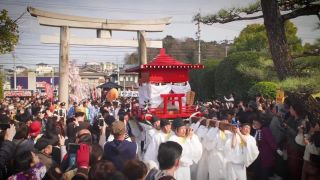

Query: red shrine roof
left=126, top=48, right=204, bottom=72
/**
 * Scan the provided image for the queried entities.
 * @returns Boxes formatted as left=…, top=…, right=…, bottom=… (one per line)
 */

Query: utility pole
left=116, top=57, right=120, bottom=85
left=225, top=40, right=229, bottom=57
left=11, top=48, right=17, bottom=90
left=51, top=67, right=55, bottom=93
left=195, top=14, right=201, bottom=64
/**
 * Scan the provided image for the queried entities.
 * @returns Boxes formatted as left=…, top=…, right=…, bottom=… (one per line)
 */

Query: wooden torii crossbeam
left=27, top=7, right=172, bottom=106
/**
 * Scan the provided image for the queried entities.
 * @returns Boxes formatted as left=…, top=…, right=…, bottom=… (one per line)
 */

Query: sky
left=0, top=0, right=319, bottom=69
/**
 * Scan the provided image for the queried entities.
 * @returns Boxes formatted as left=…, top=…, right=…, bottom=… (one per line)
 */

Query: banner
left=45, top=83, right=54, bottom=101
left=4, top=90, right=33, bottom=97
left=120, top=91, right=139, bottom=97
left=36, top=81, right=47, bottom=88
left=276, top=90, right=285, bottom=104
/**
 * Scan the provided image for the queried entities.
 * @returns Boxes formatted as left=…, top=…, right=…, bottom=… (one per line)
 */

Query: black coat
left=0, top=140, right=16, bottom=179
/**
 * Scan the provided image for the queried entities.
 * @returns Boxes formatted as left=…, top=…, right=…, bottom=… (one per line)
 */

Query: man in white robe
left=144, top=119, right=173, bottom=167
left=169, top=118, right=202, bottom=180
left=143, top=116, right=161, bottom=154
left=193, top=120, right=210, bottom=180
left=224, top=123, right=259, bottom=180
left=205, top=121, right=233, bottom=180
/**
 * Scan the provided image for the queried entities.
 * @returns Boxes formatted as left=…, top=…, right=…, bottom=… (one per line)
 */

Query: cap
left=111, top=121, right=126, bottom=136
left=34, top=137, right=51, bottom=151
left=60, top=102, right=66, bottom=106
left=172, top=118, right=185, bottom=129
left=150, top=115, right=160, bottom=124
left=29, top=121, right=42, bottom=137
left=160, top=119, right=171, bottom=128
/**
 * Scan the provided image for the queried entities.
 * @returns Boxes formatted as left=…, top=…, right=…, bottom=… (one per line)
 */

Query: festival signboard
left=120, top=91, right=139, bottom=97
left=4, top=90, right=33, bottom=97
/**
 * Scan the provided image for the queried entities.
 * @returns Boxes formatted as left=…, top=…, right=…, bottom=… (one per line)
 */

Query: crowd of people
left=0, top=93, right=319, bottom=180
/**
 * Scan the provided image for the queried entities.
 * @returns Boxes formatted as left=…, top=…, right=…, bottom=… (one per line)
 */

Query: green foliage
left=285, top=21, right=303, bottom=55
left=293, top=56, right=320, bottom=75
left=303, top=38, right=320, bottom=55
left=248, top=81, right=278, bottom=99
left=230, top=24, right=268, bottom=53
left=279, top=73, right=320, bottom=93
left=0, top=9, right=19, bottom=54
left=189, top=59, right=220, bottom=100
left=240, top=1, right=261, bottom=14
left=214, top=51, right=275, bottom=99
left=230, top=21, right=303, bottom=55
left=278, top=55, right=320, bottom=93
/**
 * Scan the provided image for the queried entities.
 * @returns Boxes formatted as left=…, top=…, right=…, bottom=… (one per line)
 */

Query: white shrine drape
left=139, top=82, right=191, bottom=108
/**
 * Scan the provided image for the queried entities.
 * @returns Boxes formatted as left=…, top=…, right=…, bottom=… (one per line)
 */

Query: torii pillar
left=27, top=7, right=171, bottom=107
left=138, top=31, right=147, bottom=65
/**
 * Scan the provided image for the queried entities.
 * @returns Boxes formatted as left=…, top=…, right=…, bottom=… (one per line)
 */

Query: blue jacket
left=103, top=139, right=137, bottom=171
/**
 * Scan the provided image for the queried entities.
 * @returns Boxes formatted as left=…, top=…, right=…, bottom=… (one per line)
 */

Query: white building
left=36, top=63, right=54, bottom=75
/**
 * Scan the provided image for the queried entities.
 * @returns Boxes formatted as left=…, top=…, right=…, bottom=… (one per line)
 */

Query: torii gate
left=27, top=7, right=171, bottom=107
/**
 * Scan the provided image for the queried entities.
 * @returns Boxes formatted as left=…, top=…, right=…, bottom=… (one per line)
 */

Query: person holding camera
left=283, top=101, right=307, bottom=180
left=0, top=124, right=17, bottom=179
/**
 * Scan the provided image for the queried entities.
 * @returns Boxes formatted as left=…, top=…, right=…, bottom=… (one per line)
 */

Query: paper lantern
left=107, top=88, right=119, bottom=101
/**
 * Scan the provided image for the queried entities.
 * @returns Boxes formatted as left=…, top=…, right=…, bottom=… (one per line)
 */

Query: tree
left=231, top=23, right=268, bottom=53
left=214, top=51, right=277, bottom=99
left=248, top=81, right=278, bottom=99
left=123, top=35, right=226, bottom=65
left=0, top=9, right=19, bottom=54
left=194, top=0, right=320, bottom=80
left=230, top=21, right=303, bottom=55
left=189, top=59, right=220, bottom=100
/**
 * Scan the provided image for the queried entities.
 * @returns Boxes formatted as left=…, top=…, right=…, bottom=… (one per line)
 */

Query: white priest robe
left=189, top=121, right=202, bottom=180
left=224, top=134, right=259, bottom=180
left=205, top=127, right=233, bottom=180
left=195, top=125, right=210, bottom=180
left=169, top=134, right=202, bottom=180
left=143, top=131, right=173, bottom=167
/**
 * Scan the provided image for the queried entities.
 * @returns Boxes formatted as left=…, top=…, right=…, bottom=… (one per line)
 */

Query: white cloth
left=171, top=82, right=191, bottom=106
left=114, top=107, right=120, bottom=120
left=195, top=126, right=210, bottom=180
left=303, top=143, right=320, bottom=161
left=169, top=134, right=202, bottom=180
left=205, top=127, right=233, bottom=180
left=224, top=134, right=259, bottom=180
left=139, top=84, right=151, bottom=108
left=143, top=131, right=173, bottom=167
left=150, top=83, right=172, bottom=108
left=145, top=128, right=160, bottom=152
left=139, top=82, right=191, bottom=108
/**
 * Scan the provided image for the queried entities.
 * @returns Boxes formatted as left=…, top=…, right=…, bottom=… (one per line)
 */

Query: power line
left=1, top=1, right=202, bottom=15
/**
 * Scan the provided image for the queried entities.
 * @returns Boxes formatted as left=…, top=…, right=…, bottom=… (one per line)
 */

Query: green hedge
left=248, top=81, right=278, bottom=99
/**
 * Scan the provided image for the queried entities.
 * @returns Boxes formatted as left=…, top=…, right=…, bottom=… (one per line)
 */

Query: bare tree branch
left=282, top=4, right=320, bottom=21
